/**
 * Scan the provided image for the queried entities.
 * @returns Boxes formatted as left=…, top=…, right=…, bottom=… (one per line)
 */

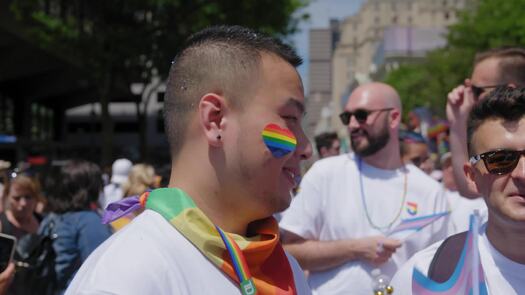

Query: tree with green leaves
left=384, top=0, right=525, bottom=118
left=11, top=0, right=308, bottom=165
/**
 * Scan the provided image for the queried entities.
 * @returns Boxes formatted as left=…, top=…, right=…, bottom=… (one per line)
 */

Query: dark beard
left=351, top=121, right=390, bottom=157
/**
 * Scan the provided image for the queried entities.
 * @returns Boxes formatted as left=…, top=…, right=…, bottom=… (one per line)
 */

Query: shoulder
left=405, top=164, right=442, bottom=193
left=66, top=210, right=187, bottom=294
left=303, top=153, right=355, bottom=181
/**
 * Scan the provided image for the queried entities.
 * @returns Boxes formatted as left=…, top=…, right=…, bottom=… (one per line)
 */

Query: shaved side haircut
left=164, top=25, right=302, bottom=159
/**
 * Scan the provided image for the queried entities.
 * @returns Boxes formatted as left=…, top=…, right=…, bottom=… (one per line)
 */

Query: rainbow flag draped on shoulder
left=412, top=212, right=488, bottom=295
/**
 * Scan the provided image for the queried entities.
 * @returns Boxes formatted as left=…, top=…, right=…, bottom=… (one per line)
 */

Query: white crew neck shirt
left=67, top=210, right=311, bottom=295
left=280, top=153, right=449, bottom=295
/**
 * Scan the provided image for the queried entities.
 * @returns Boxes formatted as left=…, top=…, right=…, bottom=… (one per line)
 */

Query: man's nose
left=511, top=156, right=525, bottom=182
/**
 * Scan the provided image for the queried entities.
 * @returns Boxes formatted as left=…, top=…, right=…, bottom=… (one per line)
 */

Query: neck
left=361, top=141, right=403, bottom=170
left=486, top=217, right=525, bottom=264
left=7, top=210, right=32, bottom=225
left=168, top=149, right=253, bottom=236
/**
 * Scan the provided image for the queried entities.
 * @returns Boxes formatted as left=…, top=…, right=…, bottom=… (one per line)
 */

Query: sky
left=289, top=0, right=364, bottom=93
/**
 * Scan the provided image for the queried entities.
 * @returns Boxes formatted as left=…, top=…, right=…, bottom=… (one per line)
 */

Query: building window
left=30, top=103, right=54, bottom=141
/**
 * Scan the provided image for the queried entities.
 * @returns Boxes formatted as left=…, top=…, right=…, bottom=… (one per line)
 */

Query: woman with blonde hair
left=0, top=175, right=41, bottom=239
left=122, top=164, right=156, bottom=197
left=111, top=164, right=156, bottom=231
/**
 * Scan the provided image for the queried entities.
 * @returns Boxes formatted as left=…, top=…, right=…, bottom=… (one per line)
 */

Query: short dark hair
left=474, top=47, right=525, bottom=86
left=467, top=86, right=525, bottom=155
left=314, top=132, right=339, bottom=155
left=164, top=25, right=302, bottom=159
left=45, top=160, right=103, bottom=213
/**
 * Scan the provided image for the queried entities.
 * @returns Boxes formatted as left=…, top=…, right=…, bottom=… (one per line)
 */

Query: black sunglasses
left=469, top=149, right=525, bottom=175
left=471, top=84, right=505, bottom=99
left=339, top=108, right=393, bottom=125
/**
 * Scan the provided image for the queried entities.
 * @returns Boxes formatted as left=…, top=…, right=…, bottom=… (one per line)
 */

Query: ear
left=390, top=108, right=402, bottom=128
left=464, top=162, right=481, bottom=195
left=319, top=147, right=328, bottom=157
left=199, top=93, right=226, bottom=147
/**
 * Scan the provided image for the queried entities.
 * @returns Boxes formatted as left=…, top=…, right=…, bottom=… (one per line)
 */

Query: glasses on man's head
left=339, top=108, right=393, bottom=125
left=471, top=84, right=505, bottom=99
left=469, top=149, right=525, bottom=175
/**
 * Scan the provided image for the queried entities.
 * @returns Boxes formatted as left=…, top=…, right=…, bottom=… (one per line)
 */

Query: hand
left=354, top=236, right=402, bottom=266
left=0, top=263, right=15, bottom=295
left=446, top=79, right=477, bottom=125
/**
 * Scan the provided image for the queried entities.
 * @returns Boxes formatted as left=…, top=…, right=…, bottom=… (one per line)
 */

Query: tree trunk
left=100, top=72, right=114, bottom=167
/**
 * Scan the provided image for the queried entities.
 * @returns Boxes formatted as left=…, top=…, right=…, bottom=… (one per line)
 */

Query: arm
left=0, top=263, right=14, bottom=295
left=281, top=230, right=401, bottom=272
left=446, top=83, right=480, bottom=199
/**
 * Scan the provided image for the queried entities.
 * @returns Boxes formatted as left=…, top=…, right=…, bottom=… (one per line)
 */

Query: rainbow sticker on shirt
left=406, top=201, right=418, bottom=216
left=262, top=123, right=297, bottom=158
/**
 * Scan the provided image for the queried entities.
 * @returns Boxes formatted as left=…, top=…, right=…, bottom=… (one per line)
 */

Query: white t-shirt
left=446, top=190, right=488, bottom=234
left=391, top=223, right=525, bottom=294
left=279, top=153, right=449, bottom=295
left=100, top=183, right=124, bottom=210
left=66, top=210, right=311, bottom=295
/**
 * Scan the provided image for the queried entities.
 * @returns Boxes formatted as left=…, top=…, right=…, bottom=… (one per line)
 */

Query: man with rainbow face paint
left=66, top=25, right=313, bottom=295
left=392, top=86, right=525, bottom=294
left=280, top=82, right=450, bottom=295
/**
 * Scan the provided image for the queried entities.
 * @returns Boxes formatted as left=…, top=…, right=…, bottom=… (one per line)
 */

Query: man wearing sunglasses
left=280, top=82, right=449, bottom=295
left=447, top=47, right=525, bottom=199
left=392, top=86, right=525, bottom=294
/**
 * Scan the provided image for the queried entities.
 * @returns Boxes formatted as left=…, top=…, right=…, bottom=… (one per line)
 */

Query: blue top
left=40, top=210, right=112, bottom=294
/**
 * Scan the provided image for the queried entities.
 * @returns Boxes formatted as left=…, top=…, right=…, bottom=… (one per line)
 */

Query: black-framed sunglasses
left=471, top=84, right=505, bottom=99
left=339, top=108, right=393, bottom=125
left=469, top=149, right=525, bottom=175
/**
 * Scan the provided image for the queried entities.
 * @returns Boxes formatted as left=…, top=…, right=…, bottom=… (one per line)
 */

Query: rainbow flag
left=262, top=124, right=297, bottom=158
left=388, top=211, right=450, bottom=241
left=412, top=213, right=488, bottom=295
left=427, top=122, right=448, bottom=139
left=216, top=226, right=257, bottom=295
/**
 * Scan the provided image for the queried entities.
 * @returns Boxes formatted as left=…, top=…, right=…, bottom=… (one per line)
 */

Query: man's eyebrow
left=285, top=98, right=306, bottom=115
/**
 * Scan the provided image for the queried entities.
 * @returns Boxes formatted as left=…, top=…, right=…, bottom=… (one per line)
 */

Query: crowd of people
left=0, top=25, right=524, bottom=294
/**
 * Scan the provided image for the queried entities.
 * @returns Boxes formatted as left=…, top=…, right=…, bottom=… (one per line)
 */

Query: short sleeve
left=279, top=163, right=325, bottom=240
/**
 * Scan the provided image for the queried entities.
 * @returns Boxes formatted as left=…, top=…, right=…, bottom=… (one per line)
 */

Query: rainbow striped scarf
left=145, top=188, right=297, bottom=295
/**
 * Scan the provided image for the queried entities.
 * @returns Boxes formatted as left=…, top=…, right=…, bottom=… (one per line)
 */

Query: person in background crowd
left=280, top=82, right=448, bottom=295
left=42, top=160, right=112, bottom=294
left=314, top=132, right=341, bottom=159
left=447, top=47, right=525, bottom=198
left=99, top=158, right=132, bottom=210
left=122, top=164, right=156, bottom=198
left=66, top=25, right=312, bottom=294
left=399, top=131, right=434, bottom=175
left=0, top=175, right=41, bottom=240
left=392, top=86, right=525, bottom=294
left=110, top=164, right=156, bottom=231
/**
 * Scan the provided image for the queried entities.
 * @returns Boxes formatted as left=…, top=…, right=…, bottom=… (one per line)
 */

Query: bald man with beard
left=280, top=83, right=449, bottom=295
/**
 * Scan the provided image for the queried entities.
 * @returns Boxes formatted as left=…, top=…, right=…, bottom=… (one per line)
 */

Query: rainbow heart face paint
left=262, top=123, right=297, bottom=158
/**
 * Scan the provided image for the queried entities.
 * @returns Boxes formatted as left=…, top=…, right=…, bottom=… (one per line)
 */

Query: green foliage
left=10, top=0, right=308, bottom=163
left=384, top=0, right=525, bottom=118
left=11, top=0, right=308, bottom=89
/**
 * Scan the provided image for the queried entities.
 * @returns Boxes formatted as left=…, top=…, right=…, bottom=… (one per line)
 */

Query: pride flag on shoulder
left=411, top=212, right=488, bottom=295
